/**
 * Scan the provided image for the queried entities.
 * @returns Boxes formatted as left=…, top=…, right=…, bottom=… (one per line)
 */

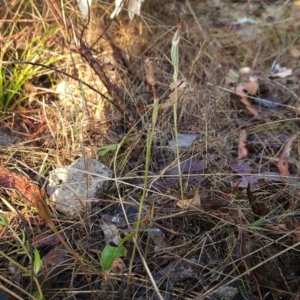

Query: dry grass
left=1, top=0, right=300, bottom=299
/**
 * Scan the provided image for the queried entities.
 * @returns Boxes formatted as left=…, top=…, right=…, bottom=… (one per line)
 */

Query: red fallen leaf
left=0, top=165, right=43, bottom=206
left=160, top=159, right=206, bottom=187
left=238, top=130, right=248, bottom=159
left=247, top=183, right=268, bottom=217
left=32, top=233, right=61, bottom=248
left=237, top=171, right=283, bottom=188
left=278, top=134, right=297, bottom=177
left=164, top=159, right=206, bottom=175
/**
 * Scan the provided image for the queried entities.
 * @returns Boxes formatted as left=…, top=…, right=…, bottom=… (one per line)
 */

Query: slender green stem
left=127, top=95, right=160, bottom=289
left=171, top=25, right=184, bottom=200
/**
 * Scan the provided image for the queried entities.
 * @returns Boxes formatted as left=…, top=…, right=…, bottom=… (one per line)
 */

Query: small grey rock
left=214, top=286, right=238, bottom=300
left=168, top=133, right=199, bottom=154
left=47, top=157, right=113, bottom=216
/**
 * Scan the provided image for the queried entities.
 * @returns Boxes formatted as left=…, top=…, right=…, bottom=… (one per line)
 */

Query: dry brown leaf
left=160, top=79, right=187, bottom=110
left=247, top=183, right=268, bottom=217
left=238, top=130, right=248, bottom=159
left=229, top=160, right=252, bottom=175
left=191, top=189, right=201, bottom=208
left=176, top=198, right=193, bottom=209
left=111, top=257, right=126, bottom=273
left=237, top=171, right=283, bottom=188
left=243, top=80, right=259, bottom=95
left=290, top=47, right=300, bottom=59
left=177, top=190, right=201, bottom=209
left=164, top=159, right=206, bottom=176
left=145, top=58, right=156, bottom=86
left=32, top=233, right=61, bottom=248
left=0, top=165, right=44, bottom=206
left=38, top=244, right=70, bottom=288
left=278, top=134, right=298, bottom=177
left=263, top=222, right=288, bottom=235
left=235, top=84, right=260, bottom=118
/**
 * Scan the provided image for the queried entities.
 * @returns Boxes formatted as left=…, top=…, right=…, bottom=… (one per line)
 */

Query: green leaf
left=0, top=214, right=8, bottom=226
left=119, top=232, right=135, bottom=246
left=33, top=248, right=42, bottom=275
left=101, top=245, right=126, bottom=271
left=246, top=226, right=270, bottom=231
left=21, top=229, right=26, bottom=244
left=99, top=143, right=119, bottom=156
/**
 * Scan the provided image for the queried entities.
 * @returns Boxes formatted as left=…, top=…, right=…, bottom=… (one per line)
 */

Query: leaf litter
left=1, top=0, right=300, bottom=299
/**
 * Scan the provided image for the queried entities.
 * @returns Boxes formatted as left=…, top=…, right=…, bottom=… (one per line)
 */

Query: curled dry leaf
left=238, top=130, right=248, bottom=159
left=160, top=79, right=188, bottom=110
left=290, top=47, right=300, bottom=59
left=278, top=134, right=297, bottom=177
left=234, top=83, right=260, bottom=119
left=145, top=58, right=156, bottom=87
left=176, top=197, right=193, bottom=209
left=111, top=257, right=126, bottom=273
left=191, top=189, right=201, bottom=207
left=243, top=80, right=259, bottom=96
left=247, top=183, right=268, bottom=217
left=177, top=189, right=201, bottom=209
left=0, top=165, right=44, bottom=206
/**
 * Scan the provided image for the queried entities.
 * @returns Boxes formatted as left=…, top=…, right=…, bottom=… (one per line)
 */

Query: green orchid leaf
left=101, top=245, right=126, bottom=271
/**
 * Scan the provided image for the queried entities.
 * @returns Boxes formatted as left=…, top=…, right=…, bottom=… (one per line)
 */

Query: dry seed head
left=172, top=20, right=184, bottom=45
left=145, top=58, right=156, bottom=86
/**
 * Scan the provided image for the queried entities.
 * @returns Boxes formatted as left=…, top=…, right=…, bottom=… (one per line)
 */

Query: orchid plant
left=76, top=0, right=145, bottom=20
left=110, top=0, right=145, bottom=19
